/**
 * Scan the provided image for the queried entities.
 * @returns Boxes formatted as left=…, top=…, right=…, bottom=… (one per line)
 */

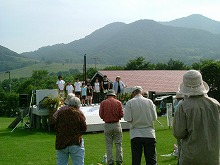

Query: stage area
left=80, top=105, right=129, bottom=132
left=32, top=104, right=129, bottom=132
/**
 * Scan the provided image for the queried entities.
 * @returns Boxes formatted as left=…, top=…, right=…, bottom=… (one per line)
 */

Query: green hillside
left=0, top=63, right=106, bottom=81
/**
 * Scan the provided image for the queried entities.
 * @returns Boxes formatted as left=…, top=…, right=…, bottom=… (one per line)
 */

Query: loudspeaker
left=148, top=91, right=156, bottom=101
left=19, top=94, right=29, bottom=108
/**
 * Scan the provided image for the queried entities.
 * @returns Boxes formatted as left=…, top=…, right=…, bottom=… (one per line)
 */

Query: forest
left=1, top=57, right=220, bottom=116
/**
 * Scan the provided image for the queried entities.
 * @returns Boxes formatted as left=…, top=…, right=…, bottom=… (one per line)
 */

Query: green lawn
left=0, top=117, right=178, bottom=165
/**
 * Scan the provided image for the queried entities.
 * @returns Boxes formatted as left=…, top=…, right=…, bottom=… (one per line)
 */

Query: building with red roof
left=91, top=70, right=187, bottom=95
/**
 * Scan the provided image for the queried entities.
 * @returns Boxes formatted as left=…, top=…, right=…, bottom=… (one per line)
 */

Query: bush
left=0, top=92, right=19, bottom=117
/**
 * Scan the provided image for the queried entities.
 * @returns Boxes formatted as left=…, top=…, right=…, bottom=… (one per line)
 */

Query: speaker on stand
left=11, top=94, right=30, bottom=132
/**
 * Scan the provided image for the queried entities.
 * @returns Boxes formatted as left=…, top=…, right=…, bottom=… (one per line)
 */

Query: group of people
left=56, top=75, right=127, bottom=106
left=53, top=70, right=220, bottom=165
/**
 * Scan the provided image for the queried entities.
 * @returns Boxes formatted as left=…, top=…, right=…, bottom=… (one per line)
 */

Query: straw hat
left=179, top=70, right=209, bottom=96
left=106, top=89, right=116, bottom=96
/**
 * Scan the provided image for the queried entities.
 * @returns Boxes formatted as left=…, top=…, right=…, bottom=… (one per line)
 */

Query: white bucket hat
left=65, top=93, right=75, bottom=105
left=179, top=70, right=209, bottom=96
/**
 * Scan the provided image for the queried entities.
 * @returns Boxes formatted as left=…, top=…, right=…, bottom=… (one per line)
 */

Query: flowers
left=39, top=96, right=60, bottom=109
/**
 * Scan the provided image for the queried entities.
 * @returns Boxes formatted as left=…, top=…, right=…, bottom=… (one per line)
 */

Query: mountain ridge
left=1, top=14, right=220, bottom=72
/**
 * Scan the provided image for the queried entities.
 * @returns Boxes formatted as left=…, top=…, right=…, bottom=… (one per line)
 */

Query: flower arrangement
left=118, top=93, right=132, bottom=104
left=39, top=96, right=60, bottom=109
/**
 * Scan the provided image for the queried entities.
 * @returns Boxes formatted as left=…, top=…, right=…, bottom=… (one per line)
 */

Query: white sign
left=166, top=103, right=173, bottom=127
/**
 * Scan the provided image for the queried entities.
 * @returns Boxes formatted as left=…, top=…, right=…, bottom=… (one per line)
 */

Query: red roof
left=98, top=70, right=187, bottom=93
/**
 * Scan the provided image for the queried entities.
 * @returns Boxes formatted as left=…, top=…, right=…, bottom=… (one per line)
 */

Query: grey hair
left=68, top=97, right=81, bottom=108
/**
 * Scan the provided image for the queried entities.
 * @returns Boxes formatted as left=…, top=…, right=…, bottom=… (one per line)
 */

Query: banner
left=166, top=103, right=173, bottom=127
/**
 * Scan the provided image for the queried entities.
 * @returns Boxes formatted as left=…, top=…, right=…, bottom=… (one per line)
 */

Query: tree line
left=0, top=57, right=220, bottom=116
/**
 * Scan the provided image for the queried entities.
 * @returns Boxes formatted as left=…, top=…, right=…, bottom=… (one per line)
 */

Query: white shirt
left=124, top=94, right=157, bottom=139
left=56, top=80, right=65, bottom=90
left=74, top=81, right=82, bottom=92
left=94, top=82, right=100, bottom=92
left=66, top=85, right=74, bottom=94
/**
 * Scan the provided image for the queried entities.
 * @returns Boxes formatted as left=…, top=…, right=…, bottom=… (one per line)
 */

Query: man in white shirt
left=93, top=77, right=101, bottom=104
left=56, top=75, right=65, bottom=97
left=66, top=81, right=74, bottom=94
left=74, top=78, right=82, bottom=99
left=124, top=86, right=157, bottom=165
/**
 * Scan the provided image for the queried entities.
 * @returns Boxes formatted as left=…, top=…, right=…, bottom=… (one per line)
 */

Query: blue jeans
left=56, top=139, right=85, bottom=165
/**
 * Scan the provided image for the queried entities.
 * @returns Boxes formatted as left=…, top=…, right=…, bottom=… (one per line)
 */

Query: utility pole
left=84, top=54, right=87, bottom=83
left=5, top=71, right=11, bottom=93
left=93, top=57, right=98, bottom=69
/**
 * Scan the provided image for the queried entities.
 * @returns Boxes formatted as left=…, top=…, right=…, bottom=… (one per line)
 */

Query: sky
left=1, top=0, right=220, bottom=54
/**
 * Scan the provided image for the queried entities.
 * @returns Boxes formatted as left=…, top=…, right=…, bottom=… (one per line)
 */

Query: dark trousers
left=93, top=92, right=100, bottom=104
left=131, top=137, right=157, bottom=165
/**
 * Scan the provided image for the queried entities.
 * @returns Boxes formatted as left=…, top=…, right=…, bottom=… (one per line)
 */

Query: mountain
left=22, top=15, right=220, bottom=66
left=160, top=14, right=220, bottom=34
left=0, top=45, right=37, bottom=72
left=0, top=14, right=218, bottom=69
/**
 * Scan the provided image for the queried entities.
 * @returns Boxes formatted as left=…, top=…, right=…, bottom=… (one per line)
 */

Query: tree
left=154, top=62, right=167, bottom=70
left=103, top=66, right=124, bottom=70
left=124, top=56, right=151, bottom=70
left=86, top=67, right=98, bottom=79
left=201, top=60, right=220, bottom=101
left=31, top=70, right=49, bottom=80
left=166, top=59, right=187, bottom=70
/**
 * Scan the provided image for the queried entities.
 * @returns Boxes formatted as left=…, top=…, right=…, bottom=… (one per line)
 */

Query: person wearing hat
left=99, top=89, right=124, bottom=165
left=113, top=76, right=126, bottom=99
left=173, top=70, right=220, bottom=165
left=173, top=91, right=184, bottom=113
left=54, top=97, right=87, bottom=165
left=124, top=86, right=157, bottom=165
left=53, top=93, right=75, bottom=120
left=173, top=91, right=185, bottom=159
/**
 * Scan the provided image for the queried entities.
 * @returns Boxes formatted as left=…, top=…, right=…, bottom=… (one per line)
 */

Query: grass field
left=0, top=63, right=107, bottom=81
left=0, top=117, right=178, bottom=165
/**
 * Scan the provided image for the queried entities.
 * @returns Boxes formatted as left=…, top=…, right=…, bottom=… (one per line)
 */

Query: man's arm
left=124, top=102, right=132, bottom=122
left=99, top=103, right=104, bottom=119
left=108, top=82, right=110, bottom=90
left=79, top=111, right=87, bottom=132
left=118, top=102, right=124, bottom=119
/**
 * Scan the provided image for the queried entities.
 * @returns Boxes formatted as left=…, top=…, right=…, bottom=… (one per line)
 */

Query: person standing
left=56, top=75, right=65, bottom=97
left=81, top=83, right=87, bottom=106
left=124, top=86, right=157, bottom=165
left=101, top=75, right=111, bottom=101
left=74, top=78, right=82, bottom=99
left=54, top=97, right=87, bottom=165
left=99, top=89, right=124, bottom=165
left=66, top=81, right=74, bottom=95
left=93, top=77, right=101, bottom=105
left=173, top=70, right=220, bottom=165
left=113, top=76, right=126, bottom=99
left=87, top=83, right=93, bottom=106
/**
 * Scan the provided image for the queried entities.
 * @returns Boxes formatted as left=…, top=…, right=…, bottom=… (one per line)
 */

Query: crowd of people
left=53, top=70, right=220, bottom=165
left=56, top=75, right=126, bottom=106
